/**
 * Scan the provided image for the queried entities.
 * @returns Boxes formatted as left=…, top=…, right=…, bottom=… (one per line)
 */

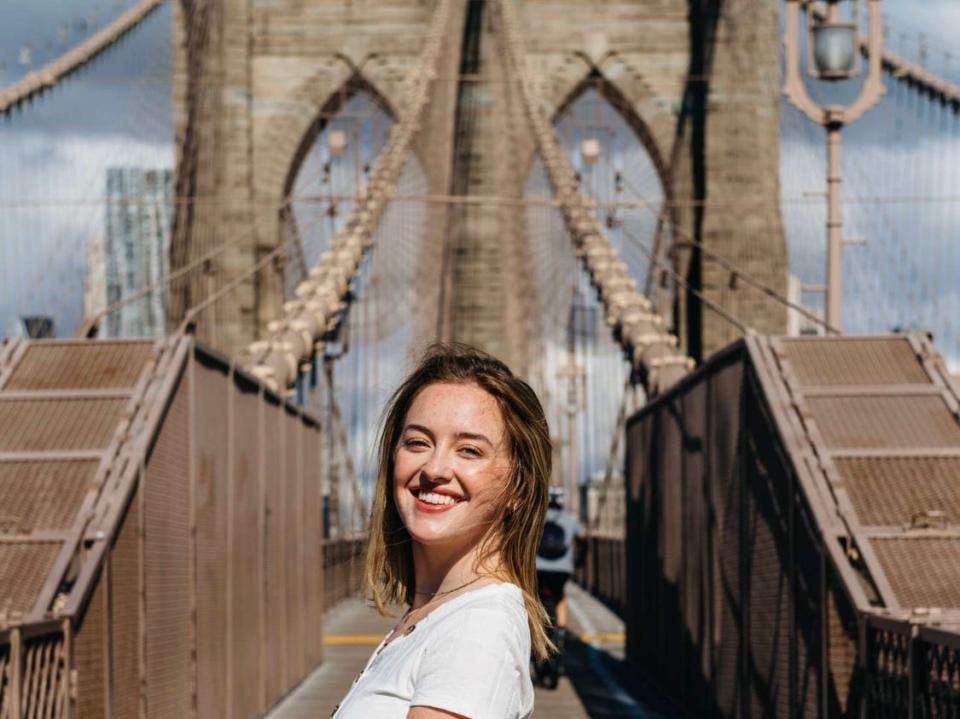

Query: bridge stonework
left=173, top=0, right=786, bottom=361
left=172, top=0, right=459, bottom=354
left=516, top=0, right=788, bottom=358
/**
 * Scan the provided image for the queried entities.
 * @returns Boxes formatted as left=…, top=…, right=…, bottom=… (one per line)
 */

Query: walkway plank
left=266, top=600, right=394, bottom=718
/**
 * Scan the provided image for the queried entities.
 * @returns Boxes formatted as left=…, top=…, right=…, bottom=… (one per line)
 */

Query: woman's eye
left=459, top=446, right=482, bottom=458
left=403, top=438, right=429, bottom=449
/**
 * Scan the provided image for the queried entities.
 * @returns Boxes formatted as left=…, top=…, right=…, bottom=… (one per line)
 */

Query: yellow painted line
left=324, top=634, right=385, bottom=645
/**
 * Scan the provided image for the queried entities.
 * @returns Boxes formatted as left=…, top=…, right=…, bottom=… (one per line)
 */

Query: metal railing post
left=858, top=616, right=868, bottom=719
left=908, top=626, right=919, bottom=719
left=10, top=627, right=21, bottom=719
left=64, top=618, right=75, bottom=719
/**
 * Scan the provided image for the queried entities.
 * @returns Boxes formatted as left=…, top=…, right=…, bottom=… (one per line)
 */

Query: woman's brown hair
left=363, top=342, right=553, bottom=660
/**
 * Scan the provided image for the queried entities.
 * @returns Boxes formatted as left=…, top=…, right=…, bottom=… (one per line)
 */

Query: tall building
left=101, top=167, right=173, bottom=337
left=84, top=233, right=106, bottom=325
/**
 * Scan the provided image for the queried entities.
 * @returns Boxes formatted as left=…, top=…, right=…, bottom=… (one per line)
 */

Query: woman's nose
left=421, top=450, right=454, bottom=482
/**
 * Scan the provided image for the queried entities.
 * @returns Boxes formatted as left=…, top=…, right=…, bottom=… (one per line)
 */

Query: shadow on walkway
left=555, top=634, right=692, bottom=719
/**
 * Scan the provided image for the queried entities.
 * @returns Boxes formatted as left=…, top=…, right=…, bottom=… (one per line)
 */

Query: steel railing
left=0, top=619, right=70, bottom=719
left=575, top=533, right=627, bottom=616
left=865, top=616, right=960, bottom=718
left=609, top=339, right=960, bottom=717
left=323, top=537, right=366, bottom=611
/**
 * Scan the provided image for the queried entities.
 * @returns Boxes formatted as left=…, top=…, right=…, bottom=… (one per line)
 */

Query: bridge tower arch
left=551, top=74, right=679, bottom=320
left=280, top=76, right=396, bottom=209
left=513, top=0, right=788, bottom=358
left=173, top=0, right=786, bottom=360
left=278, top=80, right=395, bottom=298
left=170, top=0, right=462, bottom=354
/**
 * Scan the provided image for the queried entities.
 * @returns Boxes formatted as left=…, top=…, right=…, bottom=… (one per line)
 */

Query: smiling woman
left=331, top=343, right=552, bottom=719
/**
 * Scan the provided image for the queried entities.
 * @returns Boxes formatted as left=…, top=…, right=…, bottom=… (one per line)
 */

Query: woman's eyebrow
left=455, top=431, right=493, bottom=447
left=402, top=423, right=434, bottom=439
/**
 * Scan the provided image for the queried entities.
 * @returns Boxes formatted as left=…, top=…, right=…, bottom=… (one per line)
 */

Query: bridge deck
left=267, top=583, right=671, bottom=718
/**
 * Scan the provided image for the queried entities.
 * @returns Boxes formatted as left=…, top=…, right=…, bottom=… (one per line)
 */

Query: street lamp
left=783, top=0, right=885, bottom=332
left=328, top=128, right=348, bottom=157
left=580, top=137, right=601, bottom=165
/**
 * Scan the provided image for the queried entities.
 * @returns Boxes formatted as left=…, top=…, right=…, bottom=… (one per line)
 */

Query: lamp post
left=783, top=0, right=885, bottom=332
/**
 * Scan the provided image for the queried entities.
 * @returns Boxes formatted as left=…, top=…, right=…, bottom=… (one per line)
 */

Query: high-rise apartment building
left=96, top=167, right=173, bottom=337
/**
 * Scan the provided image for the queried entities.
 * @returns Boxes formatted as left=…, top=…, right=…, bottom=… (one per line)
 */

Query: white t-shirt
left=333, top=583, right=534, bottom=719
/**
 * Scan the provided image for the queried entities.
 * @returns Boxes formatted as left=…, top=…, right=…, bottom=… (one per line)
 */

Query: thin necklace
left=414, top=574, right=483, bottom=598
left=382, top=577, right=486, bottom=652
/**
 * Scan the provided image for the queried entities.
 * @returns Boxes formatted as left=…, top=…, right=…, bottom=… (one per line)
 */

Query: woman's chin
left=406, top=520, right=486, bottom=549
left=406, top=523, right=459, bottom=546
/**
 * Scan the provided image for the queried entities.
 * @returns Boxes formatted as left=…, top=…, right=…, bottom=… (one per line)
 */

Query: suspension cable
left=620, top=225, right=754, bottom=335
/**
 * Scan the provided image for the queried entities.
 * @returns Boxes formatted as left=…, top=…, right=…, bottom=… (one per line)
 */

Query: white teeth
left=418, top=491, right=459, bottom=506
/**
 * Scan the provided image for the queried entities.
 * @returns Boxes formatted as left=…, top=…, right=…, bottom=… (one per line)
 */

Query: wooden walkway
left=266, top=583, right=671, bottom=718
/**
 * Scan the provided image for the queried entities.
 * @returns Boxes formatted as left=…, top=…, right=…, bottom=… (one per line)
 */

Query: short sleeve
left=411, top=606, right=529, bottom=719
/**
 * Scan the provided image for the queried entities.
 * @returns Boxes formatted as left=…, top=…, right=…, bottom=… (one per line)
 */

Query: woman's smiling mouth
left=411, top=487, right=465, bottom=512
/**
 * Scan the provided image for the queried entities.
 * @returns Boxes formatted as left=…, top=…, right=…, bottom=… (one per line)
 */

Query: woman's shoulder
left=429, top=583, right=529, bottom=639
left=447, top=581, right=525, bottom=612
left=415, top=583, right=531, bottom=668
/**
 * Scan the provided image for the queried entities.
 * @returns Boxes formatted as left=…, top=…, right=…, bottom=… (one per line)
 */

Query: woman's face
left=393, top=381, right=511, bottom=550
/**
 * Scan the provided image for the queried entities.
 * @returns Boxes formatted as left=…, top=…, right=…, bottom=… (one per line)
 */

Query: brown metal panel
left=283, top=409, right=304, bottom=687
left=872, top=537, right=960, bottom=608
left=321, top=541, right=332, bottom=613
left=302, top=419, right=323, bottom=670
left=109, top=487, right=142, bottom=719
left=680, top=382, right=710, bottom=709
left=143, top=374, right=192, bottom=718
left=650, top=393, right=684, bottom=694
left=335, top=541, right=346, bottom=608
left=0, top=460, right=98, bottom=532
left=834, top=456, right=960, bottom=527
left=74, top=572, right=107, bottom=718
left=230, top=383, right=262, bottom=718
left=613, top=538, right=625, bottom=612
left=624, top=403, right=654, bottom=668
left=4, top=342, right=154, bottom=391
left=0, top=641, right=9, bottom=717
left=0, top=399, right=126, bottom=452
left=0, top=542, right=61, bottom=617
left=781, top=337, right=929, bottom=386
left=707, top=359, right=744, bottom=716
left=659, top=399, right=683, bottom=587
left=793, top=505, right=823, bottom=718
left=825, top=574, right=858, bottom=714
left=806, top=395, right=960, bottom=449
left=192, top=359, right=229, bottom=719
left=262, top=398, right=286, bottom=702
left=743, top=381, right=792, bottom=718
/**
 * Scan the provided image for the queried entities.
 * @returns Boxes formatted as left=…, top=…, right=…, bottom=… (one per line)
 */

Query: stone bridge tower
left=172, top=0, right=786, bottom=363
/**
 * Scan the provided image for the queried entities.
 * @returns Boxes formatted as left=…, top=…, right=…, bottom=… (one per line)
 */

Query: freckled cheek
left=461, top=466, right=509, bottom=505
left=392, top=451, right=419, bottom=484
left=391, top=473, right=415, bottom=511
